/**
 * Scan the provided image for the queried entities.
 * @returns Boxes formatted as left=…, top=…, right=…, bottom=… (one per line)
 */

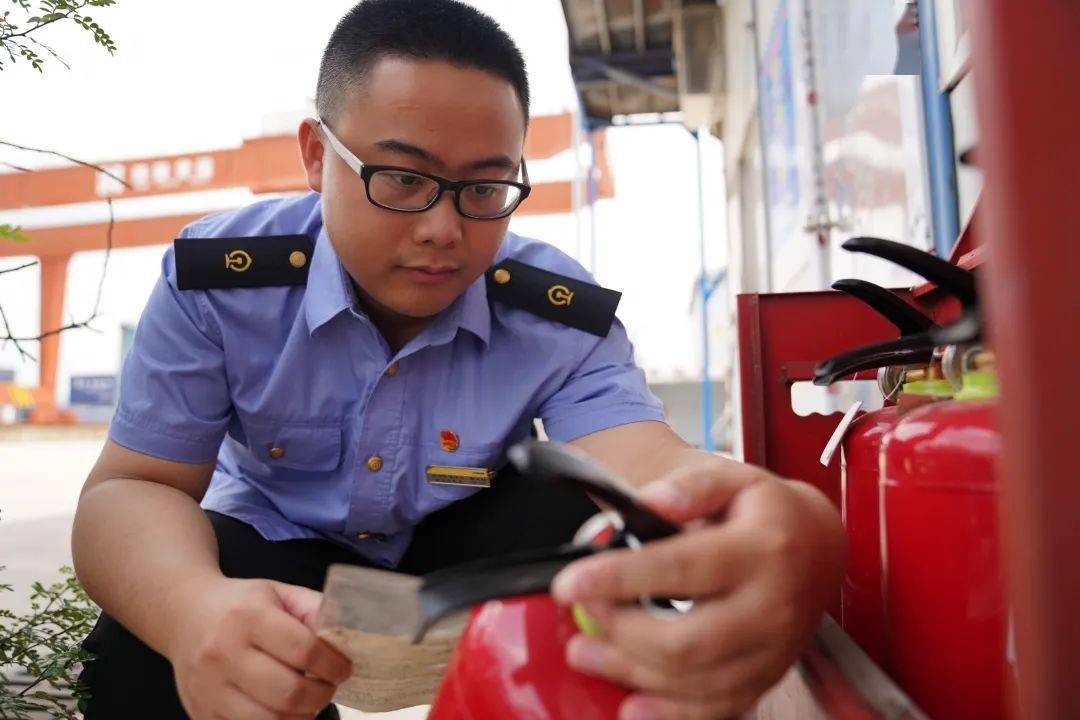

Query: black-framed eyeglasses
left=316, top=118, right=531, bottom=220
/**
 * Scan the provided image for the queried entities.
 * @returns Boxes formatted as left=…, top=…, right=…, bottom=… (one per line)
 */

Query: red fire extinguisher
left=814, top=235, right=980, bottom=668
left=814, top=277, right=938, bottom=666
left=418, top=442, right=686, bottom=720
left=815, top=237, right=982, bottom=670
left=428, top=595, right=630, bottom=720
left=834, top=238, right=1006, bottom=718
left=879, top=353, right=1004, bottom=720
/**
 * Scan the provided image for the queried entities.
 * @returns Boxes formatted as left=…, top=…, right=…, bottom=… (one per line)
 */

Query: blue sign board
left=70, top=375, right=118, bottom=407
left=0, top=369, right=14, bottom=384
left=760, top=0, right=801, bottom=254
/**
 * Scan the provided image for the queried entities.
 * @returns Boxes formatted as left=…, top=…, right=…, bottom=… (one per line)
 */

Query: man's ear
left=297, top=118, right=324, bottom=193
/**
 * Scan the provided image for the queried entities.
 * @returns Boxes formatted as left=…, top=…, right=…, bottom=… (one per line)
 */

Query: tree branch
left=0, top=260, right=39, bottom=277
left=0, top=161, right=118, bottom=360
left=0, top=140, right=130, bottom=189
left=1, top=160, right=34, bottom=173
left=0, top=296, right=34, bottom=362
left=27, top=35, right=70, bottom=70
left=0, top=8, right=75, bottom=43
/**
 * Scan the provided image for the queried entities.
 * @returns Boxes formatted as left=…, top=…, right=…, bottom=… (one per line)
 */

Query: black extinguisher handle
left=842, top=237, right=977, bottom=307
left=832, top=279, right=936, bottom=336
left=414, top=541, right=598, bottom=642
left=813, top=333, right=937, bottom=386
left=813, top=346, right=933, bottom=386
left=930, top=310, right=982, bottom=345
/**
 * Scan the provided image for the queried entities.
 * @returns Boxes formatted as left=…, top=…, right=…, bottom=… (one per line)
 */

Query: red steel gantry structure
left=0, top=113, right=612, bottom=423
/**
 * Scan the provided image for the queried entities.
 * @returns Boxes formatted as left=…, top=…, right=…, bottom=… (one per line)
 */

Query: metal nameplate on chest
left=425, top=466, right=496, bottom=489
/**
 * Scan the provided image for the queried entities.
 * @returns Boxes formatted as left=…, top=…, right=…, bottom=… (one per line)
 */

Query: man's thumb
left=271, top=581, right=324, bottom=629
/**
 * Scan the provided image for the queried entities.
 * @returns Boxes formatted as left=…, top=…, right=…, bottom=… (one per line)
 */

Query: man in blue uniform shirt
left=72, top=1, right=845, bottom=718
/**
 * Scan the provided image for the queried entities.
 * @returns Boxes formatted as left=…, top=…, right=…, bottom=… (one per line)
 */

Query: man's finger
left=250, top=607, right=352, bottom=685
left=638, top=460, right=767, bottom=524
left=552, top=524, right=759, bottom=604
left=210, top=684, right=286, bottom=720
left=230, top=649, right=337, bottom=714
left=582, top=591, right=769, bottom=675
left=272, top=582, right=324, bottom=629
left=618, top=691, right=762, bottom=720
left=566, top=634, right=775, bottom=704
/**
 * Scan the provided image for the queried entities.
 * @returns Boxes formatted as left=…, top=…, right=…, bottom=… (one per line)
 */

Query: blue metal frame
left=917, top=0, right=961, bottom=258
left=692, top=129, right=728, bottom=452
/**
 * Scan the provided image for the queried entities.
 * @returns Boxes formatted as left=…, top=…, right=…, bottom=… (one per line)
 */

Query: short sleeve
left=108, top=245, right=233, bottom=463
left=538, top=318, right=666, bottom=442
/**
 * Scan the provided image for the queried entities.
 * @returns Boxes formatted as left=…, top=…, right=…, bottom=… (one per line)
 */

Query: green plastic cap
left=955, top=370, right=999, bottom=400
left=901, top=379, right=955, bottom=398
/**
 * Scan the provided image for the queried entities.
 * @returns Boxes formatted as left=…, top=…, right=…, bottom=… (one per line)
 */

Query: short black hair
left=316, top=0, right=530, bottom=124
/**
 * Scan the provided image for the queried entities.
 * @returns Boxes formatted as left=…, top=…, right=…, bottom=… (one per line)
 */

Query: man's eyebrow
left=374, top=139, right=444, bottom=169
left=465, top=155, right=517, bottom=174
left=373, top=139, right=516, bottom=175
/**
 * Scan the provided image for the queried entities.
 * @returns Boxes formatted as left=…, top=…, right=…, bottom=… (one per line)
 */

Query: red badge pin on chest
left=440, top=430, right=460, bottom=453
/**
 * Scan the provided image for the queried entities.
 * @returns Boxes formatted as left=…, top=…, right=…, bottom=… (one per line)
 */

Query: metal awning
left=561, top=0, right=723, bottom=127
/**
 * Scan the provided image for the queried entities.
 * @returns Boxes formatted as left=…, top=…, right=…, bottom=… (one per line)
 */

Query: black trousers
left=78, top=468, right=598, bottom=719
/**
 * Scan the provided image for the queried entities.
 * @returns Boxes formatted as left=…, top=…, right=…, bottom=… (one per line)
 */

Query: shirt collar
left=303, top=225, right=491, bottom=347
left=443, top=272, right=491, bottom=347
left=303, top=225, right=355, bottom=335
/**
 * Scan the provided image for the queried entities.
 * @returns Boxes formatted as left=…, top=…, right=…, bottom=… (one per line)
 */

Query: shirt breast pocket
left=242, top=419, right=344, bottom=474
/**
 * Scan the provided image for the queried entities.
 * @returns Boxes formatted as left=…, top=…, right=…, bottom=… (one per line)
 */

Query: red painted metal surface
left=755, top=615, right=930, bottom=719
left=429, top=595, right=629, bottom=720
left=967, top=3, right=1080, bottom=717
left=796, top=648, right=880, bottom=720
left=839, top=405, right=900, bottom=667
left=736, top=289, right=916, bottom=509
left=880, top=399, right=1005, bottom=720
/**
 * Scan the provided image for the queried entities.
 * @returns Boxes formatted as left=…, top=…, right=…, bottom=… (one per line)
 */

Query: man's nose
left=412, top=191, right=463, bottom=248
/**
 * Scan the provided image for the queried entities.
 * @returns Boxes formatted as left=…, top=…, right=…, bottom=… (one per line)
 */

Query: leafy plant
left=0, top=566, right=100, bottom=719
left=0, top=0, right=123, bottom=359
left=1, top=0, right=117, bottom=72
left=0, top=225, right=30, bottom=243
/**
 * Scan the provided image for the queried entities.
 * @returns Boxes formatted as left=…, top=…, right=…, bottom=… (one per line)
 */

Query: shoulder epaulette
left=486, top=259, right=622, bottom=337
left=174, top=234, right=314, bottom=291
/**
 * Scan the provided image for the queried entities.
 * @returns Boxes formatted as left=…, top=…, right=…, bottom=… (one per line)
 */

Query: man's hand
left=164, top=577, right=353, bottom=720
left=550, top=461, right=846, bottom=720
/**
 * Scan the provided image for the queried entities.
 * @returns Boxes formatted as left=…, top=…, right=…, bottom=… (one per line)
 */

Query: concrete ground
left=0, top=426, right=427, bottom=719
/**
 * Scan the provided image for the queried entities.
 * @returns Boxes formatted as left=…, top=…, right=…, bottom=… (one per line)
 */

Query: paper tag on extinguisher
left=819, top=401, right=863, bottom=467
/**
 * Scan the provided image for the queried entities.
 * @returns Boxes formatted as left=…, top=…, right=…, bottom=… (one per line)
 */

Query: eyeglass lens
left=368, top=169, right=523, bottom=218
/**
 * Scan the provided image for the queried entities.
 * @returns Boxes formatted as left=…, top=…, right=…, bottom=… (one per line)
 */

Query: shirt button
left=268, top=447, right=285, bottom=460
left=384, top=362, right=399, bottom=377
left=366, top=455, right=384, bottom=472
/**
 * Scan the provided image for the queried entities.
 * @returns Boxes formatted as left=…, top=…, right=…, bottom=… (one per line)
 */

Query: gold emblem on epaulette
left=225, top=250, right=253, bottom=272
left=547, top=284, right=574, bottom=307
left=426, top=465, right=495, bottom=488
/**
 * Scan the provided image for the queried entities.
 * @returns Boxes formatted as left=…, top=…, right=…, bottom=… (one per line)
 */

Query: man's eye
left=390, top=173, right=422, bottom=187
left=468, top=185, right=495, bottom=197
